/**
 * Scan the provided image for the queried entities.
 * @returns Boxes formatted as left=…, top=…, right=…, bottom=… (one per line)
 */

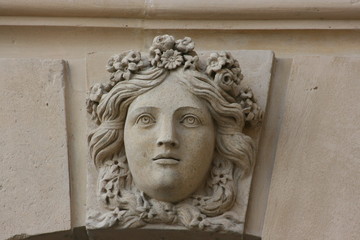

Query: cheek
left=123, top=127, right=156, bottom=189
left=124, top=127, right=154, bottom=165
left=178, top=128, right=215, bottom=190
left=181, top=128, right=216, bottom=165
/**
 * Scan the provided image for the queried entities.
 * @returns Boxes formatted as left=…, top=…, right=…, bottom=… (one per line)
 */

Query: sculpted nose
left=157, top=138, right=178, bottom=147
left=156, top=121, right=179, bottom=148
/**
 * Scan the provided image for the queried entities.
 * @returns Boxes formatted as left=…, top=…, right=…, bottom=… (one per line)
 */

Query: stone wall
left=0, top=1, right=360, bottom=239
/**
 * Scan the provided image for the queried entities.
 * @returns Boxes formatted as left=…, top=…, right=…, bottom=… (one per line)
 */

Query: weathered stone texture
left=263, top=56, right=360, bottom=240
left=0, top=59, right=71, bottom=239
left=86, top=49, right=273, bottom=238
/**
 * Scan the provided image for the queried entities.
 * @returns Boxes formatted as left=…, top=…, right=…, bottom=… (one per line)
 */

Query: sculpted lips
left=152, top=154, right=180, bottom=165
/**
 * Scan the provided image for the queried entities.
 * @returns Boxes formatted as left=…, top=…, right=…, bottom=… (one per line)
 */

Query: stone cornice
left=1, top=17, right=360, bottom=30
left=0, top=0, right=360, bottom=20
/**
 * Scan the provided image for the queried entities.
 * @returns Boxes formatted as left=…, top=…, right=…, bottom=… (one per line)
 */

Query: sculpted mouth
left=152, top=154, right=180, bottom=165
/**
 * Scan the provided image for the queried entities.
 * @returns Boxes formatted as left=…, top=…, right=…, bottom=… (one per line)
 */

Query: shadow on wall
left=10, top=227, right=262, bottom=240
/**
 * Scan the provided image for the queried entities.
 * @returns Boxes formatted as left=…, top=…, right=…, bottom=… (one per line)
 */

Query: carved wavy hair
left=87, top=67, right=255, bottom=231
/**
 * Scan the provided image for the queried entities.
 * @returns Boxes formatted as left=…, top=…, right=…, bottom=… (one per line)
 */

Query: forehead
left=128, top=73, right=208, bottom=112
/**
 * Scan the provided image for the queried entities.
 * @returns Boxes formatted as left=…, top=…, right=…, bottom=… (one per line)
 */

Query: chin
left=145, top=174, right=191, bottom=202
left=148, top=188, right=188, bottom=203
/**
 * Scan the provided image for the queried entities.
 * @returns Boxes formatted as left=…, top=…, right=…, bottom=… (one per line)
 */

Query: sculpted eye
left=180, top=114, right=201, bottom=127
left=136, top=114, right=155, bottom=126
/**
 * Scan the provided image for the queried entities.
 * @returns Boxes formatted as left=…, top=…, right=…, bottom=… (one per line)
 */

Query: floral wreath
left=86, top=34, right=262, bottom=125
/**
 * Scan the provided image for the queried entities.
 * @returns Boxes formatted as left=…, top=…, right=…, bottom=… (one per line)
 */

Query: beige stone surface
left=63, top=58, right=88, bottom=228
left=0, top=59, right=71, bottom=239
left=2, top=17, right=360, bottom=31
left=86, top=48, right=273, bottom=236
left=245, top=58, right=293, bottom=236
left=88, top=228, right=244, bottom=240
left=262, top=56, right=360, bottom=239
left=1, top=25, right=360, bottom=238
left=0, top=0, right=360, bottom=20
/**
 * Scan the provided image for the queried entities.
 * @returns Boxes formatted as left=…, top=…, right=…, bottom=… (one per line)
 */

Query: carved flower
left=189, top=213, right=207, bottom=230
left=99, top=179, right=117, bottom=205
left=231, top=66, right=243, bottom=81
left=110, top=158, right=128, bottom=171
left=220, top=51, right=235, bottom=67
left=88, top=83, right=109, bottom=102
left=124, top=50, right=141, bottom=63
left=183, top=55, right=199, bottom=70
left=86, top=100, right=100, bottom=124
left=112, top=69, right=131, bottom=82
left=151, top=34, right=175, bottom=52
left=192, top=196, right=208, bottom=208
left=106, top=54, right=121, bottom=73
left=86, top=83, right=112, bottom=124
left=149, top=48, right=162, bottom=67
left=210, top=162, right=233, bottom=185
left=214, top=69, right=241, bottom=98
left=240, top=87, right=253, bottom=100
left=107, top=50, right=144, bottom=82
left=206, top=52, right=226, bottom=76
left=239, top=87, right=263, bottom=126
left=211, top=172, right=232, bottom=185
left=175, top=37, right=195, bottom=53
left=160, top=49, right=184, bottom=70
left=141, top=208, right=157, bottom=220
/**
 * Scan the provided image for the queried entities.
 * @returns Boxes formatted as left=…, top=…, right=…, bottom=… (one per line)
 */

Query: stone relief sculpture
left=86, top=35, right=263, bottom=233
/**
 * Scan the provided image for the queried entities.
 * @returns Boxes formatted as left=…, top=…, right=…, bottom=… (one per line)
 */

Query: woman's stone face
left=124, top=73, right=216, bottom=202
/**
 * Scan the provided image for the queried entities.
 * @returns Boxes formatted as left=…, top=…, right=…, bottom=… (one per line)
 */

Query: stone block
left=0, top=59, right=71, bottom=239
left=86, top=49, right=274, bottom=239
left=263, top=56, right=360, bottom=239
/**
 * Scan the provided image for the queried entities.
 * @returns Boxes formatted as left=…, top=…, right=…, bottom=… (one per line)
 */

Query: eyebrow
left=128, top=107, right=160, bottom=116
left=174, top=106, right=209, bottom=121
left=128, top=106, right=206, bottom=118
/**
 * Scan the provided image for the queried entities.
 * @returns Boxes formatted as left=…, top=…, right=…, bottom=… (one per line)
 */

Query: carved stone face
left=124, top=72, right=216, bottom=202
